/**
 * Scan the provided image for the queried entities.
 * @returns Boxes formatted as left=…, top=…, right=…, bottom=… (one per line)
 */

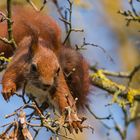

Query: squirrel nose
left=42, top=84, right=52, bottom=91
left=43, top=84, right=51, bottom=88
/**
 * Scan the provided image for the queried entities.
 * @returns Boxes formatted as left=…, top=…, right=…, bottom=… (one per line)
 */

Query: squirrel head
left=18, top=25, right=61, bottom=90
left=30, top=42, right=60, bottom=90
left=22, top=35, right=60, bottom=90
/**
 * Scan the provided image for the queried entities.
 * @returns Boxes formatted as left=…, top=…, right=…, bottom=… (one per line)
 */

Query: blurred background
left=0, top=0, right=140, bottom=140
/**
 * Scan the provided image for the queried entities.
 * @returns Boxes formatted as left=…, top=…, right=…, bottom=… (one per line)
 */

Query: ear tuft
left=23, top=23, right=39, bottom=57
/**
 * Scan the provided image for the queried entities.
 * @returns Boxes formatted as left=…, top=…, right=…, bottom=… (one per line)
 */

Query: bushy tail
left=59, top=47, right=90, bottom=109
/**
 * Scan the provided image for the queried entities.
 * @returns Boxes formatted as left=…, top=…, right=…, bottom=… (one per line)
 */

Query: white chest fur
left=25, top=83, right=50, bottom=105
left=25, top=83, right=59, bottom=111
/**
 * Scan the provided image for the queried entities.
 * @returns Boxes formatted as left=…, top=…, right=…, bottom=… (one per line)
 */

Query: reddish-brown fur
left=2, top=33, right=84, bottom=132
left=59, top=47, right=90, bottom=108
left=0, top=6, right=90, bottom=109
left=1, top=5, right=90, bottom=132
left=0, top=5, right=61, bottom=57
left=2, top=35, right=75, bottom=112
left=0, top=6, right=90, bottom=107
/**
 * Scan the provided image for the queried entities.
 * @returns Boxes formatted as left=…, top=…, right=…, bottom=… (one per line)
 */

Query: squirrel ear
left=23, top=23, right=39, bottom=57
left=28, top=28, right=39, bottom=58
left=29, top=35, right=39, bottom=57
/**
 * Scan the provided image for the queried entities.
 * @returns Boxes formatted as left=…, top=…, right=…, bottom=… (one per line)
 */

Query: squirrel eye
left=56, top=67, right=60, bottom=75
left=31, top=63, right=37, bottom=72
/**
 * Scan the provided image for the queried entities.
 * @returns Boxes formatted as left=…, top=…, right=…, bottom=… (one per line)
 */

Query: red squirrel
left=0, top=5, right=90, bottom=132
left=0, top=5, right=61, bottom=57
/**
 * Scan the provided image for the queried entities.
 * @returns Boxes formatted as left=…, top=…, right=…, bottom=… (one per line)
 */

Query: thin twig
left=85, top=104, right=112, bottom=120
left=26, top=0, right=39, bottom=11
left=90, top=64, right=140, bottom=84
left=0, top=11, right=11, bottom=23
left=0, top=37, right=12, bottom=45
left=76, top=38, right=114, bottom=63
left=26, top=0, right=47, bottom=12
left=7, top=0, right=17, bottom=49
left=118, top=0, right=140, bottom=26
left=129, top=0, right=138, bottom=16
left=128, top=64, right=140, bottom=86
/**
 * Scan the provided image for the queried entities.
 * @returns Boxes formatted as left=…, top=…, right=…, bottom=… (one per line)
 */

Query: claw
left=68, top=124, right=73, bottom=133
left=64, top=112, right=87, bottom=134
left=2, top=82, right=16, bottom=101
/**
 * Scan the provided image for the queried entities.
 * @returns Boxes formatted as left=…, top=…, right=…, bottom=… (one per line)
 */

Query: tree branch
left=7, top=0, right=17, bottom=49
left=90, top=69, right=140, bottom=103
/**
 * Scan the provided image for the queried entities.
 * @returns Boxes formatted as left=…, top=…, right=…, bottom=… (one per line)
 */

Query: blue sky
left=0, top=0, right=137, bottom=140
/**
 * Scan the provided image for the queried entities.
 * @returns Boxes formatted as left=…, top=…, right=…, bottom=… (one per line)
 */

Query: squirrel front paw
left=65, top=112, right=87, bottom=133
left=58, top=106, right=87, bottom=133
left=2, top=82, right=16, bottom=101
